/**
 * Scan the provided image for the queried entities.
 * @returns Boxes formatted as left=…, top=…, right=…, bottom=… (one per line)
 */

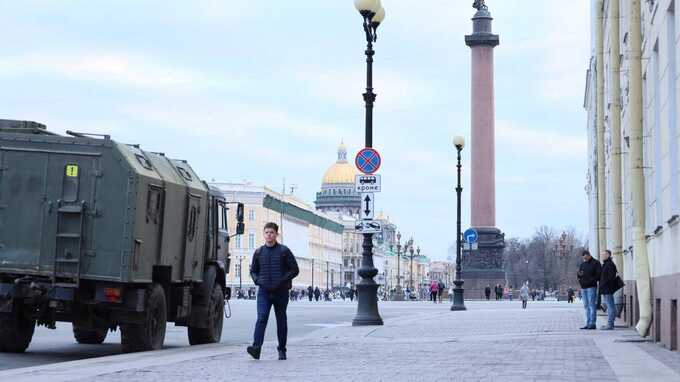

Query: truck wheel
left=73, top=325, right=108, bottom=344
left=188, top=284, right=224, bottom=345
left=120, top=284, right=167, bottom=353
left=0, top=312, right=36, bottom=353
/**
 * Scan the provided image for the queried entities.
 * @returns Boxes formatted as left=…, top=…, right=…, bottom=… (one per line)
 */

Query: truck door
left=183, top=193, right=202, bottom=280
left=43, top=154, right=97, bottom=286
left=0, top=148, right=48, bottom=271
left=216, top=201, right=228, bottom=261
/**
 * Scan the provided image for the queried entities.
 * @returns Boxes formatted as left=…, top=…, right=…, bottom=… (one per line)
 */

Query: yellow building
left=212, top=182, right=343, bottom=292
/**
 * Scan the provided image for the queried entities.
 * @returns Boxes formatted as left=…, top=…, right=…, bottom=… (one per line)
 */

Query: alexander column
left=462, top=0, right=506, bottom=296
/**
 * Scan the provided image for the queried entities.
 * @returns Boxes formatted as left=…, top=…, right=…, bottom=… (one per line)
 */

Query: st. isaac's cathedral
left=314, top=142, right=362, bottom=217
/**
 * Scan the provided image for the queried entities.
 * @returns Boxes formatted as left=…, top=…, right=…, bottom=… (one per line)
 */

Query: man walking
left=247, top=222, right=299, bottom=361
left=577, top=250, right=601, bottom=330
left=485, top=284, right=491, bottom=301
left=599, top=250, right=619, bottom=330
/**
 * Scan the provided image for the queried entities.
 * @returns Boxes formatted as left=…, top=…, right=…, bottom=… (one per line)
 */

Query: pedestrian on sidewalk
left=247, top=222, right=300, bottom=361
left=314, top=287, right=321, bottom=302
left=599, top=249, right=621, bottom=330
left=430, top=280, right=439, bottom=303
left=485, top=285, right=491, bottom=300
left=438, top=280, right=445, bottom=303
left=577, top=249, right=601, bottom=330
left=567, top=287, right=575, bottom=303
left=307, top=285, right=313, bottom=302
left=520, top=282, right=530, bottom=309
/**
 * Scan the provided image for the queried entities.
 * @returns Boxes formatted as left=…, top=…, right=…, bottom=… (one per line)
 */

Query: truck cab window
left=217, top=203, right=227, bottom=230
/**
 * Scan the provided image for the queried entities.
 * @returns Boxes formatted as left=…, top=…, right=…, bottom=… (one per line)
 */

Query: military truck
left=0, top=119, right=244, bottom=353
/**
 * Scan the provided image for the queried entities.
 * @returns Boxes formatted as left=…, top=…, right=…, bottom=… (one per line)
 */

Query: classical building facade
left=212, top=182, right=344, bottom=291
left=586, top=0, right=680, bottom=350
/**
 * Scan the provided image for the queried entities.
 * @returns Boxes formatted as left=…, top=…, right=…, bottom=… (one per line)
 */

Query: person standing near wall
left=577, top=250, right=601, bottom=330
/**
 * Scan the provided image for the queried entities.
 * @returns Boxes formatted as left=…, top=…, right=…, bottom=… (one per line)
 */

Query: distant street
left=0, top=299, right=445, bottom=371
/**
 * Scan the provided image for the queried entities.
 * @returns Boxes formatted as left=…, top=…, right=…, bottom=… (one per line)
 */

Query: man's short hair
left=263, top=222, right=279, bottom=232
left=604, top=249, right=612, bottom=256
left=581, top=249, right=591, bottom=257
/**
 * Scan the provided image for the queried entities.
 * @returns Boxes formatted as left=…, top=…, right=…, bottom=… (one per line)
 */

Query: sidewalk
left=2, top=301, right=679, bottom=381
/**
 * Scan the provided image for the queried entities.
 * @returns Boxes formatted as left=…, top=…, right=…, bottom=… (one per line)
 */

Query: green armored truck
left=0, top=119, right=244, bottom=353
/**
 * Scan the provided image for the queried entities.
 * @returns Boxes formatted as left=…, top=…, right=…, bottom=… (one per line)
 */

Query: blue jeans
left=582, top=287, right=598, bottom=327
left=602, top=294, right=616, bottom=328
left=253, top=288, right=289, bottom=351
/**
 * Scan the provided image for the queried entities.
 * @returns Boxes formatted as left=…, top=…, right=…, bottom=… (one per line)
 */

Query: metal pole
left=353, top=11, right=383, bottom=326
left=393, top=239, right=404, bottom=300
left=312, top=259, right=315, bottom=288
left=451, top=145, right=467, bottom=311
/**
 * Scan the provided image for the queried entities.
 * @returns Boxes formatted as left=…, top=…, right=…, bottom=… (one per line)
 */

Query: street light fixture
left=352, top=0, right=386, bottom=327
left=409, top=244, right=415, bottom=293
left=393, top=232, right=405, bottom=300
left=451, top=136, right=467, bottom=311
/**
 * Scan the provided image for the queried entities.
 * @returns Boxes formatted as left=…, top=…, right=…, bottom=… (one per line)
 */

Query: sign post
left=353, top=147, right=383, bottom=326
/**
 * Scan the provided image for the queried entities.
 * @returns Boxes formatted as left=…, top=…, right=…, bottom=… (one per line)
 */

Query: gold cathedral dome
left=322, top=142, right=359, bottom=184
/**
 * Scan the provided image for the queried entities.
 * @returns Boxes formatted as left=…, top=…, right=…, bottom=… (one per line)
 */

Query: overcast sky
left=0, top=1, right=590, bottom=260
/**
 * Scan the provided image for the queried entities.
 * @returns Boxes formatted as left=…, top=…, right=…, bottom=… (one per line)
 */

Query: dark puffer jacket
left=578, top=257, right=601, bottom=289
left=599, top=258, right=618, bottom=295
left=250, top=243, right=299, bottom=292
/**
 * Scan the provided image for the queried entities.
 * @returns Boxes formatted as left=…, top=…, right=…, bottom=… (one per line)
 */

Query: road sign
left=360, top=193, right=374, bottom=220
left=355, top=219, right=382, bottom=234
left=355, top=174, right=381, bottom=193
left=463, top=242, right=479, bottom=251
left=464, top=228, right=479, bottom=244
left=355, top=148, right=381, bottom=174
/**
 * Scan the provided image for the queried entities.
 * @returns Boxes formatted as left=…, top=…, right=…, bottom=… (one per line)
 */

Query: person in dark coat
left=599, top=250, right=619, bottom=330
left=485, top=285, right=491, bottom=300
left=577, top=250, right=601, bottom=330
left=247, top=222, right=299, bottom=361
left=314, top=287, right=321, bottom=302
left=307, top=285, right=313, bottom=302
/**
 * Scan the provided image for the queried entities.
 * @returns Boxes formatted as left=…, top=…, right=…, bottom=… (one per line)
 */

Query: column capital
left=465, top=33, right=500, bottom=47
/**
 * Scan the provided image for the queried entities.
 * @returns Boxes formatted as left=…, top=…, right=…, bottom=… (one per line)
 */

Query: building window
left=248, top=233, right=255, bottom=249
left=235, top=235, right=241, bottom=249
left=248, top=209, right=255, bottom=221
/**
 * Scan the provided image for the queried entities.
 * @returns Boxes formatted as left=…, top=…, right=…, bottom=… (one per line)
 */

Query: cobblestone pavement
left=4, top=301, right=680, bottom=381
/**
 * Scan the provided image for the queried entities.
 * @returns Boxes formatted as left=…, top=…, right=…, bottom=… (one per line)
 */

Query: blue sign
left=355, top=148, right=382, bottom=175
left=464, top=228, right=478, bottom=244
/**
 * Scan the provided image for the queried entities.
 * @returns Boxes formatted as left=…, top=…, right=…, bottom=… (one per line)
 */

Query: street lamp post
left=451, top=136, right=467, bottom=311
left=352, top=0, right=385, bottom=327
left=393, top=232, right=405, bottom=300
left=239, top=255, right=243, bottom=292
left=409, top=245, right=415, bottom=292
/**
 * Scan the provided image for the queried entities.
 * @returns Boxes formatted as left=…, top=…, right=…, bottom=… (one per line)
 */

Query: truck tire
left=188, top=284, right=224, bottom=345
left=73, top=325, right=108, bottom=344
left=0, top=312, right=36, bottom=353
left=120, top=284, right=167, bottom=353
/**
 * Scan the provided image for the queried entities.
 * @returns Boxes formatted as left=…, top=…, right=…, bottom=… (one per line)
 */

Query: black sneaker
left=580, top=326, right=590, bottom=330
left=587, top=325, right=597, bottom=330
left=278, top=350, right=287, bottom=360
left=247, top=345, right=261, bottom=360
